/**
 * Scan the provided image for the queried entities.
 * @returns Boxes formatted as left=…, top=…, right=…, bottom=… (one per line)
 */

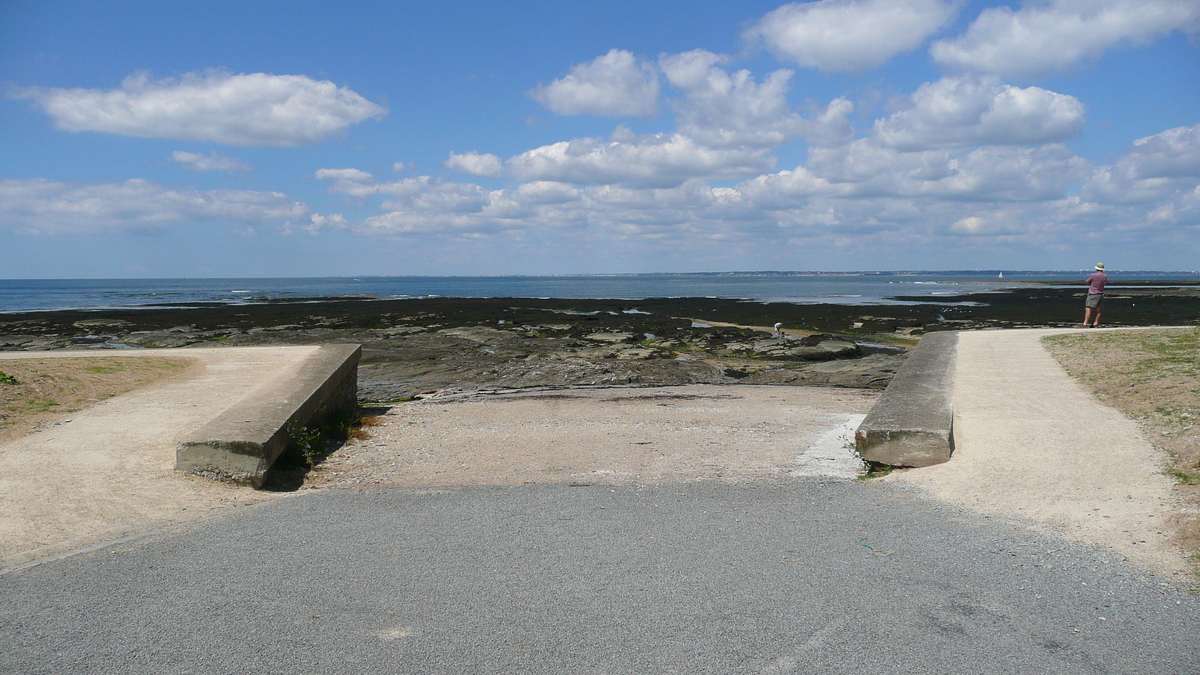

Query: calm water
left=2, top=272, right=1197, bottom=313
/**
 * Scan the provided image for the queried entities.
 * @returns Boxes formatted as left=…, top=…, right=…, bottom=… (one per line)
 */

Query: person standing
left=1084, top=263, right=1107, bottom=327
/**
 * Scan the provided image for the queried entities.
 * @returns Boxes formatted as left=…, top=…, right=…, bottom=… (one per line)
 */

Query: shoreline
left=5, top=273, right=1200, bottom=315
left=2, top=287, right=1197, bottom=401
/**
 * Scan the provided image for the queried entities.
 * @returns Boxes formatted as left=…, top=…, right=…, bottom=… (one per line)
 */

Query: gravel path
left=887, top=328, right=1190, bottom=577
left=0, top=347, right=319, bottom=570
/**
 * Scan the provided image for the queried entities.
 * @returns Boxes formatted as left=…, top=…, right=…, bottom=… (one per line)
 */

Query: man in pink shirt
left=1084, top=262, right=1107, bottom=327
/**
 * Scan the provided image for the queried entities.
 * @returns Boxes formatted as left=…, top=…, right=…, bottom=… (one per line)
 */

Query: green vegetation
left=0, top=370, right=19, bottom=385
left=264, top=408, right=386, bottom=491
left=1167, top=467, right=1199, bottom=486
left=24, top=398, right=57, bottom=413
left=84, top=362, right=126, bottom=374
left=857, top=463, right=895, bottom=480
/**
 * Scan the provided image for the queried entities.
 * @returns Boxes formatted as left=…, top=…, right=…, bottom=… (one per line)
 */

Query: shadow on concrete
left=259, top=405, right=391, bottom=492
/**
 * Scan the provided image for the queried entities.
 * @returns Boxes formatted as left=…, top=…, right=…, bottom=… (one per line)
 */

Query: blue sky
left=1, top=0, right=1198, bottom=277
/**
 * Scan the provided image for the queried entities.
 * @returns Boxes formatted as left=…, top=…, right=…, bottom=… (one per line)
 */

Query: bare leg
left=1092, top=309, right=1100, bottom=327
left=1084, top=307, right=1094, bottom=326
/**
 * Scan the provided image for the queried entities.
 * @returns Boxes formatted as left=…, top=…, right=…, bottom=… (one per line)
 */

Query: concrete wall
left=176, top=344, right=361, bottom=486
left=855, top=331, right=956, bottom=468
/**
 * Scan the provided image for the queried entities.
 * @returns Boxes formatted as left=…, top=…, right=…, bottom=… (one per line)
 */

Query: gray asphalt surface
left=2, top=479, right=1197, bottom=674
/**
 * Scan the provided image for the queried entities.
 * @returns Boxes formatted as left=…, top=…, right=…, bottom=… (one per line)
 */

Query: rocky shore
left=1, top=285, right=1196, bottom=401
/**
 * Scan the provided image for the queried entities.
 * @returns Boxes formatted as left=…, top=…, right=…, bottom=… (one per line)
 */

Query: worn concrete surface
left=310, top=385, right=877, bottom=489
left=887, top=328, right=1190, bottom=577
left=0, top=347, right=322, bottom=569
left=177, top=343, right=361, bottom=485
left=856, top=331, right=957, bottom=468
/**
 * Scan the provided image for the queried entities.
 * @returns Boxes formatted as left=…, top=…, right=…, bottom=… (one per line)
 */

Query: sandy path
left=886, top=329, right=1188, bottom=576
left=311, top=385, right=877, bottom=489
left=0, top=346, right=320, bottom=570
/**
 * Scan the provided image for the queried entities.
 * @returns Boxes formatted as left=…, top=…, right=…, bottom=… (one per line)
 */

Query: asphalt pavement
left=3, top=479, right=1197, bottom=674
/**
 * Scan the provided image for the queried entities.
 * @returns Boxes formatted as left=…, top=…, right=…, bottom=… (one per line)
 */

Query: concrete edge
left=854, top=331, right=957, bottom=468
left=175, top=344, right=361, bottom=487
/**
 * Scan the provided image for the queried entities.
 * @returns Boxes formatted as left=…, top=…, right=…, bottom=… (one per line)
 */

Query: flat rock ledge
left=855, top=331, right=956, bottom=468
left=176, top=344, right=361, bottom=487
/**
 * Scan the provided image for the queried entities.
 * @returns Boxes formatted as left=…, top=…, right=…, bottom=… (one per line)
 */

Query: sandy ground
left=309, top=385, right=878, bottom=489
left=0, top=347, right=320, bottom=570
left=886, top=328, right=1191, bottom=578
left=0, top=355, right=193, bottom=443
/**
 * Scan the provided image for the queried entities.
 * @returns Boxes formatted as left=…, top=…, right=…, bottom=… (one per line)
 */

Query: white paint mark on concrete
left=790, top=414, right=866, bottom=479
left=760, top=616, right=849, bottom=673
left=378, top=626, right=414, bottom=641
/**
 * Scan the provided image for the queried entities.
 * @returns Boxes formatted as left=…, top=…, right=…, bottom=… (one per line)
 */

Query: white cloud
left=303, top=126, right=1200, bottom=266
left=445, top=151, right=505, bottom=178
left=516, top=181, right=581, bottom=205
left=931, top=0, right=1200, bottom=77
left=170, top=150, right=251, bottom=172
left=745, top=0, right=959, bottom=72
left=1123, top=123, right=1200, bottom=179
left=531, top=49, right=660, bottom=116
left=800, top=140, right=1090, bottom=201
left=19, top=70, right=386, bottom=146
left=0, top=178, right=309, bottom=234
left=1084, top=123, right=1200, bottom=204
left=318, top=170, right=496, bottom=215
left=801, top=98, right=858, bottom=148
left=874, top=77, right=1086, bottom=150
left=314, top=168, right=383, bottom=196
left=506, top=132, right=775, bottom=188
left=660, top=50, right=801, bottom=148
left=304, top=213, right=348, bottom=234
left=659, top=50, right=856, bottom=149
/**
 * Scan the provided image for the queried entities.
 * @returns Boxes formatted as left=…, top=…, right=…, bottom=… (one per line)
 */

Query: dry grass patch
left=0, top=356, right=193, bottom=443
left=1043, top=327, right=1200, bottom=558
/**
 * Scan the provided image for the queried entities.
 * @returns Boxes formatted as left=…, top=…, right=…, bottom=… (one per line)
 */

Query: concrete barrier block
left=176, top=344, right=361, bottom=486
left=855, top=331, right=956, bottom=468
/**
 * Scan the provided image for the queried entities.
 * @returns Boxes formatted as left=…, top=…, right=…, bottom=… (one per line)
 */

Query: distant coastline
left=3, top=271, right=1199, bottom=314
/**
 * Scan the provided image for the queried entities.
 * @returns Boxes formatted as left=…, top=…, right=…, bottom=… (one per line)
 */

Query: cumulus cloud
left=659, top=50, right=855, bottom=148
left=1084, top=123, right=1200, bottom=204
left=445, top=151, right=505, bottom=178
left=660, top=50, right=801, bottom=148
left=874, top=77, right=1086, bottom=150
left=0, top=178, right=309, bottom=234
left=506, top=132, right=775, bottom=188
left=781, top=140, right=1090, bottom=202
left=19, top=71, right=386, bottom=146
left=531, top=49, right=660, bottom=117
left=304, top=119, right=1200, bottom=263
left=170, top=151, right=251, bottom=172
left=318, top=170, right=495, bottom=215
left=1121, top=123, right=1200, bottom=179
left=932, top=0, right=1200, bottom=78
left=745, top=0, right=959, bottom=72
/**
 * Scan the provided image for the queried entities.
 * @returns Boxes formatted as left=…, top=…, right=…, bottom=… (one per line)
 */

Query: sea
left=1, top=271, right=1197, bottom=314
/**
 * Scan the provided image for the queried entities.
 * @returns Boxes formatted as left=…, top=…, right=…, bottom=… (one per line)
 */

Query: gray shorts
left=1085, top=293, right=1103, bottom=308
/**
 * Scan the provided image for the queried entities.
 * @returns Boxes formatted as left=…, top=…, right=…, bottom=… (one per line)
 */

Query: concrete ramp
left=176, top=343, right=361, bottom=486
left=855, top=331, right=956, bottom=468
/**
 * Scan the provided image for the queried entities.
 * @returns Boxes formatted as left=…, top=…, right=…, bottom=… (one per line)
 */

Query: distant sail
left=998, top=272, right=1003, bottom=279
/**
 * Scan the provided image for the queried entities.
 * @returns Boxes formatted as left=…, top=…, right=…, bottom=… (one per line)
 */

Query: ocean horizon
left=3, top=270, right=1199, bottom=314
